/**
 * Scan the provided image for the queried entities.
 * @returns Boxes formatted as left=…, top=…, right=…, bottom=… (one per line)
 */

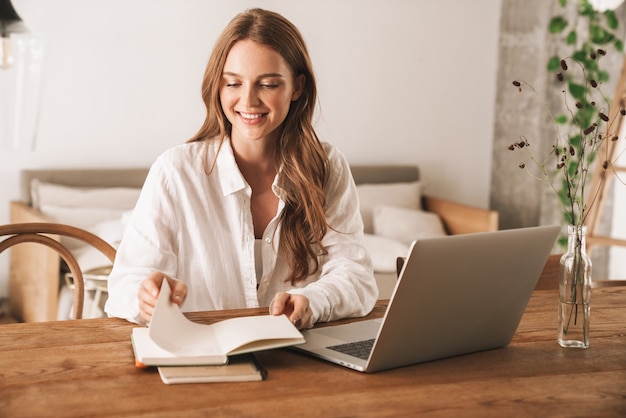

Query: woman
left=104, top=8, right=377, bottom=329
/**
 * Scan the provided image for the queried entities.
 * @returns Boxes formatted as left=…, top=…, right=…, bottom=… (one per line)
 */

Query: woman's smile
left=238, top=111, right=268, bottom=125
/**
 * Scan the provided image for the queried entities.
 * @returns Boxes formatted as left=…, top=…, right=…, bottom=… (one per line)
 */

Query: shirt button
left=264, top=237, right=271, bottom=244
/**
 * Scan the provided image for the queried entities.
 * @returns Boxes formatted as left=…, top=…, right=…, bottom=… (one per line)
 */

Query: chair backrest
left=0, top=223, right=117, bottom=320
left=525, top=253, right=626, bottom=289
left=397, top=250, right=564, bottom=289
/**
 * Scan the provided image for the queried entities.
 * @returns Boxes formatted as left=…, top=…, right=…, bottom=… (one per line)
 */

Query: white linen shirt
left=104, top=139, right=378, bottom=324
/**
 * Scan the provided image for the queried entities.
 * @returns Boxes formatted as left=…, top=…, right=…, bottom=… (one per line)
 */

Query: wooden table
left=1, top=288, right=625, bottom=417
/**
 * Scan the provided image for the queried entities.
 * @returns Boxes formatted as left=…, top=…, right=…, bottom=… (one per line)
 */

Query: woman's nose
left=241, top=85, right=260, bottom=107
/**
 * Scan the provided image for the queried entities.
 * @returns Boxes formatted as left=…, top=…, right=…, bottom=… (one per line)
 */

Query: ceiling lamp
left=0, top=0, right=44, bottom=151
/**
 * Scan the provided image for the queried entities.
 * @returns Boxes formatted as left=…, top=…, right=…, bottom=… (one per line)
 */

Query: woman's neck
left=231, top=134, right=278, bottom=177
left=231, top=138, right=280, bottom=239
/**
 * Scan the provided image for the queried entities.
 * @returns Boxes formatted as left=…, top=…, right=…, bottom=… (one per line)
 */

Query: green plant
left=520, top=0, right=623, bottom=248
left=508, top=1, right=625, bottom=348
left=510, top=51, right=624, bottom=230
left=510, top=51, right=625, bottom=348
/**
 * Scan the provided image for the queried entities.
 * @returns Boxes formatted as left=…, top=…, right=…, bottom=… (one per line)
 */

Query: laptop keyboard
left=327, top=338, right=375, bottom=360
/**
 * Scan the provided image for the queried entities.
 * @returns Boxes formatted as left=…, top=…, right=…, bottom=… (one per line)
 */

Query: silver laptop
left=293, top=225, right=560, bottom=373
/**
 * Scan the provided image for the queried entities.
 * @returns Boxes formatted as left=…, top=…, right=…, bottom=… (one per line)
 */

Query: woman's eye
left=260, top=83, right=279, bottom=89
left=226, top=83, right=240, bottom=88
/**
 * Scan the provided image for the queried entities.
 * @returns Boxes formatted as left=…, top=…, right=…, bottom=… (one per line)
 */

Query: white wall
left=0, top=0, right=502, bottom=296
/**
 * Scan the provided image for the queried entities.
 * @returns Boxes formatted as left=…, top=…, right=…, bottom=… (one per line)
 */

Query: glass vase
left=558, top=224, right=591, bottom=349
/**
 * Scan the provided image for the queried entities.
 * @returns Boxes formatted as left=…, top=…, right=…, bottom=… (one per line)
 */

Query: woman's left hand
left=269, top=292, right=313, bottom=329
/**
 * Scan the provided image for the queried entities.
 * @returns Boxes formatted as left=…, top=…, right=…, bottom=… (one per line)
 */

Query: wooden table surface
left=1, top=288, right=625, bottom=417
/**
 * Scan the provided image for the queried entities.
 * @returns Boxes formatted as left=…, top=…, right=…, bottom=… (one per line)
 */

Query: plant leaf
left=579, top=2, right=596, bottom=17
left=590, top=25, right=615, bottom=44
left=605, top=10, right=618, bottom=30
left=547, top=56, right=561, bottom=72
left=569, top=134, right=582, bottom=149
left=566, top=30, right=577, bottom=45
left=549, top=16, right=569, bottom=34
left=568, top=82, right=586, bottom=101
left=572, top=50, right=587, bottom=61
left=558, top=189, right=571, bottom=208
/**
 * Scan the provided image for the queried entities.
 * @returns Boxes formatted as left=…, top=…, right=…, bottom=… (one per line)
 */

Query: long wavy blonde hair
left=187, top=8, right=329, bottom=284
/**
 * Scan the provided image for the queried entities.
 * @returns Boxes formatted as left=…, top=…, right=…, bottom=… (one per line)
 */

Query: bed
left=8, top=165, right=498, bottom=322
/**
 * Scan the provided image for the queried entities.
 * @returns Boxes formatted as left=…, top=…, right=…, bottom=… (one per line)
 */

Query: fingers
left=165, top=277, right=187, bottom=306
left=137, top=272, right=163, bottom=322
left=269, top=292, right=289, bottom=316
left=137, top=272, right=187, bottom=323
left=269, top=292, right=313, bottom=330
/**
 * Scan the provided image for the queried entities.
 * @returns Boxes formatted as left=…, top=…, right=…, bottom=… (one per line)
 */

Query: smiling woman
left=219, top=39, right=305, bottom=239
left=104, top=8, right=379, bottom=331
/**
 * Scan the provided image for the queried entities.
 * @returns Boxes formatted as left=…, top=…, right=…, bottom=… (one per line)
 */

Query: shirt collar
left=215, top=138, right=247, bottom=196
left=272, top=166, right=286, bottom=200
left=214, top=137, right=287, bottom=200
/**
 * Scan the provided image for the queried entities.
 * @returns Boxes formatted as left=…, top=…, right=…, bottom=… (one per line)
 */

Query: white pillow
left=31, top=179, right=141, bottom=211
left=71, top=245, right=113, bottom=273
left=373, top=205, right=446, bottom=245
left=39, top=206, right=129, bottom=229
left=88, top=215, right=129, bottom=247
left=357, top=181, right=421, bottom=234
left=30, top=180, right=140, bottom=252
left=363, top=234, right=410, bottom=273
left=69, top=216, right=127, bottom=271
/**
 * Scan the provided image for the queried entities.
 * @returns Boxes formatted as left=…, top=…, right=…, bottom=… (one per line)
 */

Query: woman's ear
left=291, top=74, right=305, bottom=101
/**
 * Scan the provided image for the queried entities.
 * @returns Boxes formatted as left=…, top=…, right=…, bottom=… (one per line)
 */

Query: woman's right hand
left=137, top=271, right=188, bottom=323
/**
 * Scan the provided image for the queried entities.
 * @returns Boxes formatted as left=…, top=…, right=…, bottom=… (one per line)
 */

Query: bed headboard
left=20, top=168, right=150, bottom=205
left=349, top=165, right=419, bottom=185
left=19, top=165, right=419, bottom=205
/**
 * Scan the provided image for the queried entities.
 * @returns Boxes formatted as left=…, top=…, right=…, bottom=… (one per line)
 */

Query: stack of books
left=131, top=281, right=305, bottom=384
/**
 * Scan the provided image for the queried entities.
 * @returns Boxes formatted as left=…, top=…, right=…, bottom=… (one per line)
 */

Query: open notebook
left=293, top=226, right=560, bottom=372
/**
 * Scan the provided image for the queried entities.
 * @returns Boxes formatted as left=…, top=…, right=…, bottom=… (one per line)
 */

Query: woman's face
left=220, top=39, right=304, bottom=146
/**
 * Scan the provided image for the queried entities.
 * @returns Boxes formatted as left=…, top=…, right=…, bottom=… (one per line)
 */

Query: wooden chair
left=534, top=253, right=626, bottom=289
left=397, top=252, right=626, bottom=289
left=0, top=223, right=116, bottom=320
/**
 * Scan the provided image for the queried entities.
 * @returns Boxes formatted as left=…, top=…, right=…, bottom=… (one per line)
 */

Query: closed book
left=157, top=354, right=267, bottom=384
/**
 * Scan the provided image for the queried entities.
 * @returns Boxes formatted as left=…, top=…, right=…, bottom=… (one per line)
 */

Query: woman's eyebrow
left=222, top=71, right=285, bottom=79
